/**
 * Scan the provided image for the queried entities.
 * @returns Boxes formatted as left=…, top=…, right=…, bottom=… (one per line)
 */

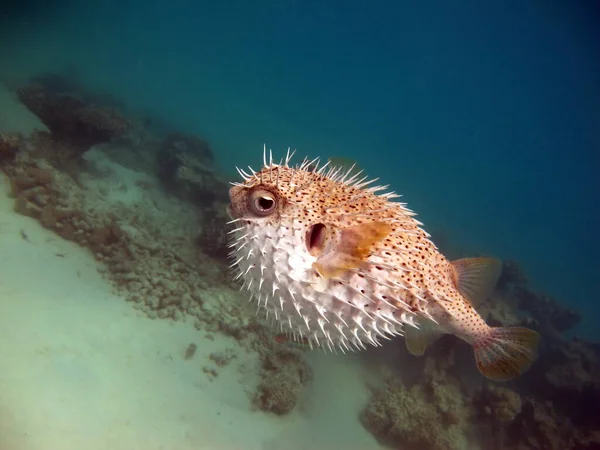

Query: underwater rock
left=482, top=293, right=523, bottom=328
left=508, top=397, right=600, bottom=450
left=516, top=287, right=581, bottom=333
left=103, top=118, right=162, bottom=175
left=28, top=72, right=127, bottom=111
left=29, top=73, right=81, bottom=96
left=496, top=259, right=529, bottom=293
left=156, top=132, right=229, bottom=207
left=496, top=259, right=581, bottom=334
left=16, top=83, right=131, bottom=161
left=0, top=132, right=21, bottom=164
left=531, top=339, right=600, bottom=429
left=23, top=73, right=166, bottom=176
left=194, top=203, right=230, bottom=260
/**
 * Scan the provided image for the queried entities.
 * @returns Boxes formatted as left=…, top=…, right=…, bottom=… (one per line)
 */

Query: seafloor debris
left=184, top=343, right=197, bottom=360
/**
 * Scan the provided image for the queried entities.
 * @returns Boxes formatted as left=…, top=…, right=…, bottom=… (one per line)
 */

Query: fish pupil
left=306, top=223, right=327, bottom=256
left=258, top=197, right=274, bottom=210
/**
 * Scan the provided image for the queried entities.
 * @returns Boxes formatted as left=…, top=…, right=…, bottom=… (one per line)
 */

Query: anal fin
left=405, top=319, right=444, bottom=356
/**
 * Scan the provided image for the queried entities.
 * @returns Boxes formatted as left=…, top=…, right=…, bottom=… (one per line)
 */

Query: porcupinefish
left=227, top=148, right=540, bottom=381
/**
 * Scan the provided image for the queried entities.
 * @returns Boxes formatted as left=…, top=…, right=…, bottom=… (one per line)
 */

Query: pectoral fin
left=313, top=221, right=392, bottom=279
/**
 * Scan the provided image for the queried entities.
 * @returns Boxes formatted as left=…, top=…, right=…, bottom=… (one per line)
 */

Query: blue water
left=2, top=0, right=599, bottom=337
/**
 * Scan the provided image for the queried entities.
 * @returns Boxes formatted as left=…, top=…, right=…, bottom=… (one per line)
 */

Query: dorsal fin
left=450, top=257, right=503, bottom=307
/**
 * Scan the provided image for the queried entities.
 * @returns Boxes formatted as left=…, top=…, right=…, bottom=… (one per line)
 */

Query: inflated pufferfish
left=227, top=148, right=540, bottom=381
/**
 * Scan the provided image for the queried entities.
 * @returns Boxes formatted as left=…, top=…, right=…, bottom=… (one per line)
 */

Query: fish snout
left=227, top=185, right=247, bottom=219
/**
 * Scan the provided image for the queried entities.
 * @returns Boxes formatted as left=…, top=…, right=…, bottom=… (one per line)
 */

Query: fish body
left=227, top=149, right=540, bottom=381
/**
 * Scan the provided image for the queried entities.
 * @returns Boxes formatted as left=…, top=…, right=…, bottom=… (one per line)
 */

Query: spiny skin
left=227, top=151, right=492, bottom=353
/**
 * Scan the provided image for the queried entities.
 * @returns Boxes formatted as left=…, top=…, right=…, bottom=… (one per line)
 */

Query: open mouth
left=306, top=223, right=327, bottom=256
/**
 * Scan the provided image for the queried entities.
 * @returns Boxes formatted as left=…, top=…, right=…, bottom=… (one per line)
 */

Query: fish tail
left=473, top=326, right=540, bottom=382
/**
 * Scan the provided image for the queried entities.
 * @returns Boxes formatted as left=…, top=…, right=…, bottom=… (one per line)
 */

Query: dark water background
left=1, top=0, right=599, bottom=337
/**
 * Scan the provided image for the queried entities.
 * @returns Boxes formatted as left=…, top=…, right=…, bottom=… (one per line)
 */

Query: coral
left=16, top=83, right=130, bottom=161
left=471, top=383, right=522, bottom=449
left=360, top=364, right=471, bottom=450
left=473, top=384, right=522, bottom=424
left=1, top=132, right=255, bottom=332
left=250, top=329, right=312, bottom=415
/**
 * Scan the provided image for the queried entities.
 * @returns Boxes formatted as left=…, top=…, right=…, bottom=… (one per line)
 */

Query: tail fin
left=474, top=326, right=540, bottom=382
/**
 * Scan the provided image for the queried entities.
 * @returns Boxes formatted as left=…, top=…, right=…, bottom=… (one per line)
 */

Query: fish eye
left=249, top=189, right=277, bottom=217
